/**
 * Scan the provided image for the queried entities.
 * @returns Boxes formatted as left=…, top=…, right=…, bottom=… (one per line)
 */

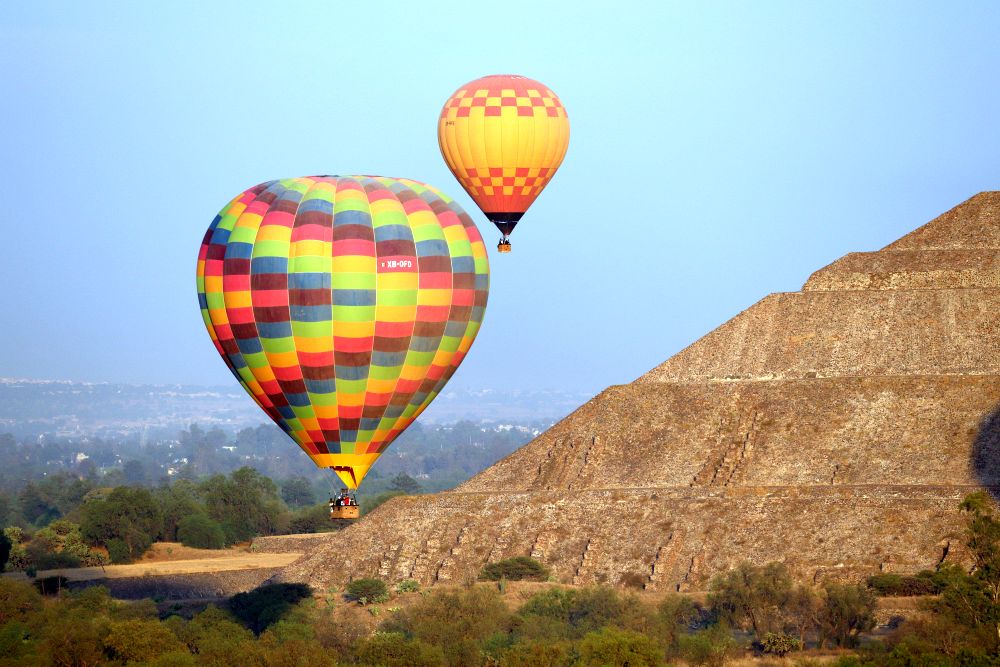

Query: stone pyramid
left=277, top=193, right=1000, bottom=591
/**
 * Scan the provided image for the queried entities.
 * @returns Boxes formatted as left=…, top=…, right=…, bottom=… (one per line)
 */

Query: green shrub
left=518, top=586, right=649, bottom=640
left=344, top=578, right=389, bottom=605
left=679, top=626, right=738, bottom=667
left=103, top=618, right=186, bottom=663
left=177, top=514, right=226, bottom=549
left=479, top=556, right=550, bottom=582
left=396, top=578, right=420, bottom=593
left=355, top=631, right=444, bottom=667
left=866, top=572, right=941, bottom=597
left=499, top=639, right=572, bottom=667
left=0, top=578, right=43, bottom=624
left=760, top=632, right=802, bottom=656
left=577, top=626, right=664, bottom=667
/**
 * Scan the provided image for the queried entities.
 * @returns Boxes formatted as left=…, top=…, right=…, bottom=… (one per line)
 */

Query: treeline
left=0, top=419, right=537, bottom=502
left=0, top=467, right=423, bottom=571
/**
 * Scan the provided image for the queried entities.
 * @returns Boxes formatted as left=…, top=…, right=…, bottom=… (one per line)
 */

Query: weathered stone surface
left=459, top=377, right=1000, bottom=492
left=804, top=250, right=1000, bottom=292
left=885, top=192, right=1000, bottom=251
left=280, top=486, right=975, bottom=593
left=275, top=192, right=1000, bottom=591
left=639, top=289, right=1000, bottom=383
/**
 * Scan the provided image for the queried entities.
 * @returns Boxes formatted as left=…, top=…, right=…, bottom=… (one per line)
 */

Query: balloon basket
left=497, top=241, right=511, bottom=253
left=330, top=505, right=360, bottom=520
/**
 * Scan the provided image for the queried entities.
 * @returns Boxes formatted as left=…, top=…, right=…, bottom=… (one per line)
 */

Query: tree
left=79, top=486, right=162, bottom=562
left=155, top=480, right=204, bottom=542
left=0, top=491, right=18, bottom=527
left=123, top=459, right=147, bottom=485
left=656, top=594, right=701, bottom=653
left=785, top=584, right=822, bottom=646
left=177, top=513, right=226, bottom=549
left=19, top=483, right=58, bottom=525
left=200, top=467, right=288, bottom=543
left=280, top=477, right=316, bottom=508
left=0, top=530, right=10, bottom=573
left=960, top=491, right=1000, bottom=651
left=388, top=473, right=422, bottom=495
left=708, top=561, right=793, bottom=639
left=818, top=583, right=876, bottom=648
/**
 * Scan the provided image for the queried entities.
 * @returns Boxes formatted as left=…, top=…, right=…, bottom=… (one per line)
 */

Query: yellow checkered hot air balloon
left=438, top=75, right=570, bottom=252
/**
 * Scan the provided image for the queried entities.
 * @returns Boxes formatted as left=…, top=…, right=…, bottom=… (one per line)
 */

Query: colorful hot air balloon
left=196, top=176, right=489, bottom=490
left=438, top=74, right=570, bottom=253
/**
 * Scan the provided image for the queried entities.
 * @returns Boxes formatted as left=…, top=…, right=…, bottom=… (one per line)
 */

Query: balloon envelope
left=196, top=176, right=489, bottom=489
left=438, top=74, right=570, bottom=238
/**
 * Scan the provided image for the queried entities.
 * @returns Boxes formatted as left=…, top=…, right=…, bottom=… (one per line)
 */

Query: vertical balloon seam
left=326, top=176, right=345, bottom=453
left=253, top=182, right=312, bottom=454
left=290, top=176, right=332, bottom=457
left=372, top=182, right=444, bottom=452
left=354, top=177, right=381, bottom=458
left=343, top=176, right=376, bottom=457
left=368, top=180, right=428, bottom=454
left=361, top=177, right=412, bottom=455
left=382, top=184, right=454, bottom=451
left=397, top=187, right=465, bottom=431
left=214, top=188, right=269, bottom=414
left=243, top=183, right=305, bottom=449
left=407, top=207, right=474, bottom=426
left=247, top=182, right=295, bottom=440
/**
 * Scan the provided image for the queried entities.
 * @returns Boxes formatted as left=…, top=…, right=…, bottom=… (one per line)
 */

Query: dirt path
left=35, top=551, right=303, bottom=582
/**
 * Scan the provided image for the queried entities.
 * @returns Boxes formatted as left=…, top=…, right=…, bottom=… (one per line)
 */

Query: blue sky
left=1, top=1, right=998, bottom=395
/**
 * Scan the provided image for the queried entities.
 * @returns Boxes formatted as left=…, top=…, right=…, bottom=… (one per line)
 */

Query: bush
left=229, top=583, right=313, bottom=634
left=867, top=572, right=941, bottom=597
left=577, top=626, right=664, bottom=667
left=104, top=619, right=186, bottom=663
left=177, top=514, right=226, bottom=549
left=355, top=631, right=444, bottom=667
left=383, top=586, right=512, bottom=666
left=518, top=586, right=650, bottom=640
left=760, top=632, right=803, bottom=656
left=344, top=578, right=388, bottom=604
left=397, top=578, right=420, bottom=593
left=480, top=556, right=550, bottom=582
left=679, top=626, right=738, bottom=667
left=499, top=639, right=572, bottom=667
left=0, top=578, right=43, bottom=625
